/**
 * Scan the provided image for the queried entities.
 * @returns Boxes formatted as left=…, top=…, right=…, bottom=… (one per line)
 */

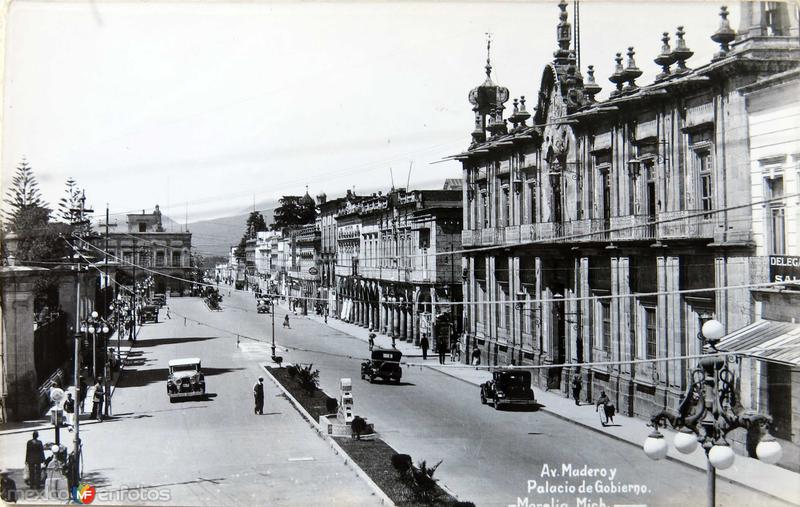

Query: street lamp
left=642, top=318, right=782, bottom=507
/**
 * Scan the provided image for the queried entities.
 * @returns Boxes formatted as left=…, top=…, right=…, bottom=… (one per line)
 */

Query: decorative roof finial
left=711, top=6, right=736, bottom=61
left=608, top=52, right=626, bottom=98
left=671, top=26, right=694, bottom=74
left=583, top=65, right=601, bottom=102
left=622, top=46, right=642, bottom=93
left=554, top=0, right=572, bottom=61
left=517, top=96, right=531, bottom=126
left=485, top=32, right=493, bottom=80
left=654, top=32, right=676, bottom=81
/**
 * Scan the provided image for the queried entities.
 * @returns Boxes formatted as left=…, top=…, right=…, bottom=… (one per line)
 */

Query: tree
left=234, top=211, right=268, bottom=262
left=3, top=158, right=48, bottom=227
left=271, top=195, right=316, bottom=231
left=57, top=177, right=80, bottom=223
left=245, top=211, right=268, bottom=239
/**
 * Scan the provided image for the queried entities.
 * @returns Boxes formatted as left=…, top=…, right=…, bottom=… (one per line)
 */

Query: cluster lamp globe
left=643, top=432, right=668, bottom=460
left=756, top=435, right=783, bottom=464
left=674, top=428, right=699, bottom=454
left=708, top=443, right=735, bottom=470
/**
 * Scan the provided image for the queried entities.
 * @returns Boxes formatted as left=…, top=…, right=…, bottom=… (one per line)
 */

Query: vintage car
left=360, top=349, right=403, bottom=383
left=167, top=357, right=205, bottom=401
left=257, top=299, right=271, bottom=314
left=140, top=304, right=159, bottom=323
left=152, top=293, right=166, bottom=307
left=480, top=369, right=536, bottom=409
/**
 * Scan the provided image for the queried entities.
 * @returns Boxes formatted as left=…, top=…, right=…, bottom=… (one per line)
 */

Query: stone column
left=391, top=298, right=400, bottom=338
left=400, top=304, right=407, bottom=341
left=2, top=267, right=47, bottom=421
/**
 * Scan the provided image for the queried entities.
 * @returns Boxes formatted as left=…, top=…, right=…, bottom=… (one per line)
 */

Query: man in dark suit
left=25, top=431, right=45, bottom=489
left=253, top=378, right=265, bottom=415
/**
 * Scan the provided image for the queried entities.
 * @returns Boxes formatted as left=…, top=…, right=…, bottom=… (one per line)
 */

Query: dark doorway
left=767, top=362, right=792, bottom=440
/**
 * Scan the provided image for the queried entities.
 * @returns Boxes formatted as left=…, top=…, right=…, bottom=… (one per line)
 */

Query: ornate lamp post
left=642, top=319, right=782, bottom=507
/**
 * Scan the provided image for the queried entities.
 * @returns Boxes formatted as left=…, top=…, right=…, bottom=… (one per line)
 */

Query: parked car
left=257, top=299, right=271, bottom=314
left=152, top=293, right=166, bottom=307
left=140, top=305, right=159, bottom=323
left=480, top=369, right=536, bottom=409
left=167, top=358, right=205, bottom=401
left=360, top=349, right=402, bottom=383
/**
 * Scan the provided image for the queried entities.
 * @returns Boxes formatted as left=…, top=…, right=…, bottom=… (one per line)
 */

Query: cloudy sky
left=2, top=0, right=737, bottom=224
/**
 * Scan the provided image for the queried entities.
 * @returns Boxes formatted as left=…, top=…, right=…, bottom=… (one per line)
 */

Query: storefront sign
left=769, top=255, right=800, bottom=283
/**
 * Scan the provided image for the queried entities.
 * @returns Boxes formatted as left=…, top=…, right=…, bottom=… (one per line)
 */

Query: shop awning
left=717, top=320, right=800, bottom=366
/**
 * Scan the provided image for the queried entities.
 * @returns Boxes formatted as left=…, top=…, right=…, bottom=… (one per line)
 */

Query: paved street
left=209, top=289, right=793, bottom=507
left=2, top=292, right=792, bottom=506
left=0, top=298, right=378, bottom=506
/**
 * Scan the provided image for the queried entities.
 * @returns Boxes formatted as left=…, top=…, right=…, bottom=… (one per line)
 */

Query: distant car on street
left=152, top=293, right=166, bottom=307
left=360, top=349, right=403, bottom=383
left=167, top=358, right=205, bottom=402
left=141, top=304, right=159, bottom=323
left=257, top=299, right=271, bottom=314
left=480, top=369, right=536, bottom=409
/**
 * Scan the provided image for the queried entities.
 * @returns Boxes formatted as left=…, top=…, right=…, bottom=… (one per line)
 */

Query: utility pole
left=131, top=239, right=137, bottom=341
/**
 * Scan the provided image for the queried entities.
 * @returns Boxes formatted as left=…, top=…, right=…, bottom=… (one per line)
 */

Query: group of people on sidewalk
left=12, top=430, right=79, bottom=500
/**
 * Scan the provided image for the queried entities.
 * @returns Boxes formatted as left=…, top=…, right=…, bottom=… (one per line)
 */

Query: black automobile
left=360, top=349, right=403, bottom=383
left=480, top=369, right=536, bottom=409
left=257, top=299, right=271, bottom=314
left=140, top=305, right=159, bottom=323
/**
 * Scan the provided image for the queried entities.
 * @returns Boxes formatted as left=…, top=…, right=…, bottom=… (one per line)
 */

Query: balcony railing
left=659, top=210, right=717, bottom=240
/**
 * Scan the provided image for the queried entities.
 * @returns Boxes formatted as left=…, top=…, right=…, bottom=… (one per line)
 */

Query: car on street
left=140, top=304, right=159, bottom=323
left=167, top=357, right=206, bottom=401
left=257, top=299, right=271, bottom=314
left=360, top=349, right=403, bottom=383
left=152, top=293, right=166, bottom=307
left=480, top=369, right=536, bottom=409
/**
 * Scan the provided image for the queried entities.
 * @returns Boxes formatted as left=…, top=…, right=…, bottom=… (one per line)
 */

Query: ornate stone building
left=103, top=205, right=194, bottom=294
left=455, top=1, right=799, bottom=417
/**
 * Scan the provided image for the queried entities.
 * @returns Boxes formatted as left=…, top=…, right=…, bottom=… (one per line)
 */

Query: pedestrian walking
left=90, top=382, right=104, bottom=421
left=420, top=335, right=429, bottom=360
left=596, top=391, right=615, bottom=426
left=24, top=431, right=45, bottom=489
left=63, top=393, right=75, bottom=431
left=571, top=372, right=582, bottom=406
left=166, top=306, right=171, bottom=319
left=283, top=314, right=290, bottom=328
left=450, top=337, right=461, bottom=362
left=437, top=339, right=446, bottom=365
left=253, top=377, right=265, bottom=415
left=368, top=333, right=375, bottom=351
left=78, top=377, right=87, bottom=414
left=471, top=345, right=481, bottom=366
left=0, top=469, right=17, bottom=503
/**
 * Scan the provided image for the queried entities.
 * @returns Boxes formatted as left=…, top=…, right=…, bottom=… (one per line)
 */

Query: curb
left=261, top=364, right=396, bottom=507
left=0, top=328, right=137, bottom=437
left=424, top=364, right=797, bottom=506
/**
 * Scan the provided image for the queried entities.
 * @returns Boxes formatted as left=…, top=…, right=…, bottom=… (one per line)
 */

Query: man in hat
left=253, top=377, right=265, bottom=415
left=0, top=469, right=17, bottom=503
left=25, top=431, right=44, bottom=489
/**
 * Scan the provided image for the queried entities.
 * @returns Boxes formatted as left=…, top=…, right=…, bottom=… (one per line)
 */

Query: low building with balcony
left=454, top=1, right=799, bottom=418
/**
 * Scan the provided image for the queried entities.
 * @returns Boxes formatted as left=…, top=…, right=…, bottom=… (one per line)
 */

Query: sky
left=2, top=0, right=739, bottom=227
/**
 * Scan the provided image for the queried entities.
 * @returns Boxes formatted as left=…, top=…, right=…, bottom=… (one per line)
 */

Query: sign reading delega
left=769, top=255, right=800, bottom=284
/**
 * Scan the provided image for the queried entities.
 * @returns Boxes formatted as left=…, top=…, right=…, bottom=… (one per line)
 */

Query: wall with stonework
left=1, top=267, right=46, bottom=421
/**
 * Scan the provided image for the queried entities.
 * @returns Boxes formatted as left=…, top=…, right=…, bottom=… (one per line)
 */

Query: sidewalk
left=316, top=314, right=800, bottom=506
left=303, top=311, right=424, bottom=358
left=0, top=330, right=136, bottom=436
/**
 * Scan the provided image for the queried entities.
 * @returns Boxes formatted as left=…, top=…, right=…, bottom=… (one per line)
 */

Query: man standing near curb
left=25, top=431, right=44, bottom=489
left=253, top=377, right=265, bottom=415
